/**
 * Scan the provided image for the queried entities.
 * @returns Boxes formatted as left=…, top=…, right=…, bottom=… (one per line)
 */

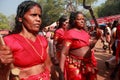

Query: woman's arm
left=0, top=35, right=13, bottom=64
left=0, top=45, right=14, bottom=80
left=60, top=41, right=71, bottom=72
left=53, top=39, right=57, bottom=57
left=89, top=28, right=102, bottom=49
left=0, top=45, right=13, bottom=64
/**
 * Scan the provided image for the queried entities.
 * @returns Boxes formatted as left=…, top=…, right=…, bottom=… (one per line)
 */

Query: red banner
left=90, top=14, right=120, bottom=25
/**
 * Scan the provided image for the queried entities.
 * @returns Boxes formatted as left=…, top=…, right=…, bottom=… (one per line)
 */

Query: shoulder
left=38, top=35, right=48, bottom=47
left=3, top=34, right=20, bottom=47
left=4, top=34, right=16, bottom=41
left=64, top=29, right=78, bottom=39
left=64, top=29, right=74, bottom=36
left=112, top=27, right=117, bottom=32
left=38, top=35, right=47, bottom=42
left=55, top=28, right=63, bottom=33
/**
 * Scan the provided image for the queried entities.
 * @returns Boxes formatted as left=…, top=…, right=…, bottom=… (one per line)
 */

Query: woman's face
left=74, top=13, right=85, bottom=29
left=62, top=19, right=69, bottom=29
left=21, top=5, right=42, bottom=33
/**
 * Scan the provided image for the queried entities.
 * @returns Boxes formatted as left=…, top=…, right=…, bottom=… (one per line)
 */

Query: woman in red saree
left=53, top=15, right=69, bottom=62
left=60, top=11, right=101, bottom=80
left=50, top=15, right=69, bottom=80
left=0, top=1, right=52, bottom=80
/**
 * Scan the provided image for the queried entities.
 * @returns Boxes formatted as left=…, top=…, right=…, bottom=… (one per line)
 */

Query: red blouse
left=54, top=28, right=66, bottom=45
left=64, top=29, right=90, bottom=50
left=4, top=34, right=48, bottom=68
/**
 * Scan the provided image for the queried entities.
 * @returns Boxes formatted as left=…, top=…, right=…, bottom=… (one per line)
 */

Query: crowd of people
left=98, top=19, right=120, bottom=80
left=0, top=0, right=120, bottom=80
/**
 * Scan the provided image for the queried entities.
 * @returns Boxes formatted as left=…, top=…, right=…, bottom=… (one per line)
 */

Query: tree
left=36, top=0, right=66, bottom=28
left=0, top=13, right=10, bottom=30
left=0, top=0, right=99, bottom=30
left=35, top=0, right=99, bottom=28
left=7, top=14, right=15, bottom=30
left=97, top=0, right=120, bottom=17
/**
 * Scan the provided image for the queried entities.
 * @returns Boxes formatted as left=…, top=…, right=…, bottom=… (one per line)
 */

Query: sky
left=0, top=0, right=25, bottom=16
left=0, top=0, right=106, bottom=17
left=94, top=0, right=106, bottom=6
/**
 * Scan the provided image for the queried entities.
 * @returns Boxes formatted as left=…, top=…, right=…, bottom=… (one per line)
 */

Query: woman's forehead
left=26, top=6, right=41, bottom=14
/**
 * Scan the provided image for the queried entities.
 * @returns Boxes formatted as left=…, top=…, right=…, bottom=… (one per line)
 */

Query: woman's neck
left=73, top=27, right=83, bottom=31
left=19, top=31, right=37, bottom=41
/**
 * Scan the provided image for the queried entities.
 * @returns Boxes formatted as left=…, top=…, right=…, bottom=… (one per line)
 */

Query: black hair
left=69, top=11, right=84, bottom=29
left=57, top=15, right=68, bottom=29
left=12, top=0, right=42, bottom=33
left=111, top=20, right=118, bottom=29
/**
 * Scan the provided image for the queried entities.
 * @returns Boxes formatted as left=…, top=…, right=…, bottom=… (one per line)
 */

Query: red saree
left=54, top=28, right=67, bottom=60
left=3, top=34, right=50, bottom=80
left=21, top=68, right=50, bottom=80
left=63, top=29, right=97, bottom=80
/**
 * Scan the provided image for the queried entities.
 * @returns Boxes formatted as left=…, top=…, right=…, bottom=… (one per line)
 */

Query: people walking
left=0, top=1, right=52, bottom=80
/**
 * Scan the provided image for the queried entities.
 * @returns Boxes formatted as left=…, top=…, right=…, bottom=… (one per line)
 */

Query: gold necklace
left=24, top=36, right=43, bottom=60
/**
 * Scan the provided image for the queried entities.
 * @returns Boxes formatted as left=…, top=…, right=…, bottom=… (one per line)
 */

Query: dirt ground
left=95, top=39, right=119, bottom=80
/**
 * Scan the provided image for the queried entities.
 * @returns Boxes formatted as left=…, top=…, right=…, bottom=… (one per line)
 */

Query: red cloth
left=54, top=28, right=66, bottom=45
left=116, top=24, right=120, bottom=40
left=65, top=55, right=97, bottom=80
left=4, top=34, right=50, bottom=80
left=63, top=29, right=90, bottom=49
left=54, top=28, right=67, bottom=60
left=63, top=29, right=97, bottom=80
left=116, top=24, right=120, bottom=63
left=21, top=68, right=50, bottom=80
left=4, top=34, right=48, bottom=67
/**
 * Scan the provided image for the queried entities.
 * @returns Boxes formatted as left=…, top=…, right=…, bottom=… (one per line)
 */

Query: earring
left=18, top=18, right=22, bottom=22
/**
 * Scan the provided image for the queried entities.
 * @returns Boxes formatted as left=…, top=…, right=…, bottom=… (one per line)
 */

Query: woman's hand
left=89, top=28, right=102, bottom=49
left=96, top=28, right=102, bottom=39
left=0, top=45, right=14, bottom=64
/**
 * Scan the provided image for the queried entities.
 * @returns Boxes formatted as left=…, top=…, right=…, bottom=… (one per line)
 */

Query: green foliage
left=36, top=0, right=66, bottom=28
left=35, top=0, right=99, bottom=28
left=78, top=0, right=97, bottom=6
left=0, top=0, right=100, bottom=30
left=0, top=24, right=10, bottom=29
left=0, top=13, right=10, bottom=30
left=97, top=0, right=120, bottom=17
left=7, top=14, right=15, bottom=30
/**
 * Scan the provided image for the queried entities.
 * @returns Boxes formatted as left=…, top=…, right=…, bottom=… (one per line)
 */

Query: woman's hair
left=12, top=1, right=42, bottom=33
left=111, top=20, right=118, bottom=29
left=57, top=15, right=68, bottom=29
left=69, top=11, right=84, bottom=29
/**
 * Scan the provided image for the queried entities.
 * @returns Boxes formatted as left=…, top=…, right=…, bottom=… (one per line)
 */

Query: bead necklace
left=24, top=36, right=43, bottom=60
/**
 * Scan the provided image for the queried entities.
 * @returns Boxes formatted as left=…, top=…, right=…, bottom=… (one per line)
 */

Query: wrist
left=0, top=57, right=3, bottom=64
